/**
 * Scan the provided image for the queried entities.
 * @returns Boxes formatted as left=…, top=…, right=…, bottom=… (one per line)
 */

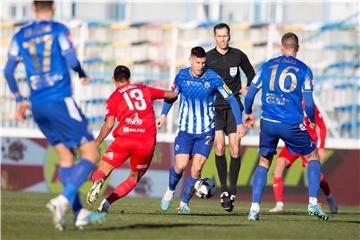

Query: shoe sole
left=46, top=203, right=65, bottom=231
left=87, top=181, right=104, bottom=205
left=308, top=211, right=330, bottom=220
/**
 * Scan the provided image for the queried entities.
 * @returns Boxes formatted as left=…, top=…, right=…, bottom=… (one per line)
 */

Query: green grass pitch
left=2, top=191, right=360, bottom=240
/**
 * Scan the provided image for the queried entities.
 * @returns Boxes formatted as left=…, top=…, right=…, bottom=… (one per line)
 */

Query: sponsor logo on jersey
left=136, top=164, right=148, bottom=169
left=126, top=113, right=143, bottom=125
left=229, top=67, right=238, bottom=77
left=223, top=83, right=232, bottom=94
left=175, top=144, right=180, bottom=151
left=123, top=126, right=145, bottom=133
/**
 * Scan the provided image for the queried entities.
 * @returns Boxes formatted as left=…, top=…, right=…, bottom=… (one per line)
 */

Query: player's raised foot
left=177, top=205, right=191, bottom=214
left=248, top=210, right=259, bottom=221
left=269, top=202, right=284, bottom=213
left=87, top=178, right=105, bottom=205
left=220, top=192, right=232, bottom=212
left=160, top=188, right=174, bottom=212
left=74, top=208, right=107, bottom=230
left=46, top=195, right=68, bottom=231
left=326, top=195, right=338, bottom=214
left=97, top=199, right=110, bottom=213
left=308, top=204, right=329, bottom=220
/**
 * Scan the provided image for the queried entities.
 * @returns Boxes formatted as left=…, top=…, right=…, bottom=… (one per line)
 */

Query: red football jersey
left=105, top=84, right=165, bottom=139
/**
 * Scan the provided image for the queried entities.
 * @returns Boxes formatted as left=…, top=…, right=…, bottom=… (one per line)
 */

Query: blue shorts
left=259, top=118, right=316, bottom=158
left=174, top=129, right=215, bottom=158
left=32, top=97, right=93, bottom=148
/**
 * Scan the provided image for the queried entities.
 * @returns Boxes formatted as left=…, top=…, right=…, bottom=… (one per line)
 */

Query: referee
left=206, top=23, right=255, bottom=212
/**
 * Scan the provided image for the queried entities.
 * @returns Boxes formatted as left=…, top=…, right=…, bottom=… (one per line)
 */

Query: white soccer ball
left=194, top=178, right=216, bottom=199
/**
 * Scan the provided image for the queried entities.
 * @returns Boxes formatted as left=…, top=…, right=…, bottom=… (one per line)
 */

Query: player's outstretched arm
left=95, top=116, right=115, bottom=148
left=164, top=91, right=178, bottom=104
left=59, top=31, right=89, bottom=84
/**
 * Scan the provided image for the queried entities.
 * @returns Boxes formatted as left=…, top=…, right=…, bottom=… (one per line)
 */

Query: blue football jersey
left=8, top=20, right=75, bottom=103
left=251, top=55, right=313, bottom=124
left=172, top=67, right=233, bottom=134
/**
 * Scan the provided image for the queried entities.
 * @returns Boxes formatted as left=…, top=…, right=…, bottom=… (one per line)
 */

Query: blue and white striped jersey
left=171, top=67, right=233, bottom=134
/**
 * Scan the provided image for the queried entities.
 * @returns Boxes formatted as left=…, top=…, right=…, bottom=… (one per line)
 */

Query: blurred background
left=1, top=1, right=359, bottom=206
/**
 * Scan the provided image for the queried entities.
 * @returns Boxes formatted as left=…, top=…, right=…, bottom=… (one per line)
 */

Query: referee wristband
left=15, top=95, right=24, bottom=103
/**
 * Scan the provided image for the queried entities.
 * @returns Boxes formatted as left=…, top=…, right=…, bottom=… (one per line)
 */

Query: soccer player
left=158, top=46, right=246, bottom=214
left=244, top=32, right=329, bottom=221
left=269, top=101, right=338, bottom=213
left=86, top=65, right=177, bottom=213
left=206, top=23, right=255, bottom=212
left=4, top=1, right=106, bottom=231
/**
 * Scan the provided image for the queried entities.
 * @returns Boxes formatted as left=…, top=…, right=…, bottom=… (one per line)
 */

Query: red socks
left=106, top=177, right=137, bottom=204
left=91, top=170, right=106, bottom=183
left=273, top=176, right=284, bottom=203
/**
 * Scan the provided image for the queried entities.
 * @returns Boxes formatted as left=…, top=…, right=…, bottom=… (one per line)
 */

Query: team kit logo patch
left=229, top=67, right=238, bottom=77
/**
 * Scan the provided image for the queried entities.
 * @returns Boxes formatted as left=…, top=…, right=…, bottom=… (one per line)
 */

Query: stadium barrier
left=1, top=136, right=359, bottom=205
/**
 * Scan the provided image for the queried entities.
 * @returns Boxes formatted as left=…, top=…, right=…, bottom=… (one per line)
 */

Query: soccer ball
left=194, top=178, right=216, bottom=199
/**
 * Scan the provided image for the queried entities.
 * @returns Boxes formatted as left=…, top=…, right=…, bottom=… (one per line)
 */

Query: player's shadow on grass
left=93, top=222, right=247, bottom=231
left=126, top=211, right=247, bottom=217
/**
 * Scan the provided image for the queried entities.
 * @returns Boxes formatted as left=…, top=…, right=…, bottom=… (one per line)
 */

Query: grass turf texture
left=2, top=191, right=360, bottom=240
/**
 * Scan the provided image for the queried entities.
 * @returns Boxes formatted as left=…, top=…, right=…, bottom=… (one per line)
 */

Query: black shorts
left=215, top=107, right=238, bottom=135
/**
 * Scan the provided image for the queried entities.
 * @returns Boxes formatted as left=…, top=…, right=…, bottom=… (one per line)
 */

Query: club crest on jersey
left=204, top=82, right=210, bottom=89
left=229, top=67, right=238, bottom=77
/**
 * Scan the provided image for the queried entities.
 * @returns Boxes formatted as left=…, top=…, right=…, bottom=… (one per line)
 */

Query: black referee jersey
left=206, top=47, right=255, bottom=109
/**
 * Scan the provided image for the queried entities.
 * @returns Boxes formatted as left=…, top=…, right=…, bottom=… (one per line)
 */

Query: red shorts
left=102, top=137, right=156, bottom=172
left=278, top=146, right=307, bottom=168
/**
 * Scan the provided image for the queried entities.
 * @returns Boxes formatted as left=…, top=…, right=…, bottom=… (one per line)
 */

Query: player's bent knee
left=79, top=141, right=100, bottom=163
left=304, top=149, right=320, bottom=161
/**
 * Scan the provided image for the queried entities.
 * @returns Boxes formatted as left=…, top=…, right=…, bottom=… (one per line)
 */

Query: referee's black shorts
left=215, top=107, right=240, bottom=135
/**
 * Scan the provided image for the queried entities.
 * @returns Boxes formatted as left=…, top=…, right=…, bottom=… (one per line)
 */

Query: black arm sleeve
left=240, top=53, right=255, bottom=87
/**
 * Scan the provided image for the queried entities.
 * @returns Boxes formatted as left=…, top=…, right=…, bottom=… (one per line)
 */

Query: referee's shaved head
left=281, top=32, right=299, bottom=51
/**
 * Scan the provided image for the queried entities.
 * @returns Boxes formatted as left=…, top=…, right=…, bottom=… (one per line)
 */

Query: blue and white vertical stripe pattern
left=174, top=68, right=232, bottom=134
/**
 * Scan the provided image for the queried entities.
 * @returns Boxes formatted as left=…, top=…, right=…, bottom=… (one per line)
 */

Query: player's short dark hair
left=281, top=32, right=299, bottom=50
left=113, top=65, right=131, bottom=82
left=213, top=23, right=230, bottom=35
left=190, top=46, right=206, bottom=58
left=33, top=1, right=54, bottom=11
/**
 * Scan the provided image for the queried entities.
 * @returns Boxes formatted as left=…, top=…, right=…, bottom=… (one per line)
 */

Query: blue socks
left=307, top=160, right=321, bottom=198
left=181, top=176, right=198, bottom=204
left=59, top=166, right=82, bottom=213
left=169, top=166, right=183, bottom=191
left=62, top=159, right=94, bottom=205
left=252, top=165, right=268, bottom=203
